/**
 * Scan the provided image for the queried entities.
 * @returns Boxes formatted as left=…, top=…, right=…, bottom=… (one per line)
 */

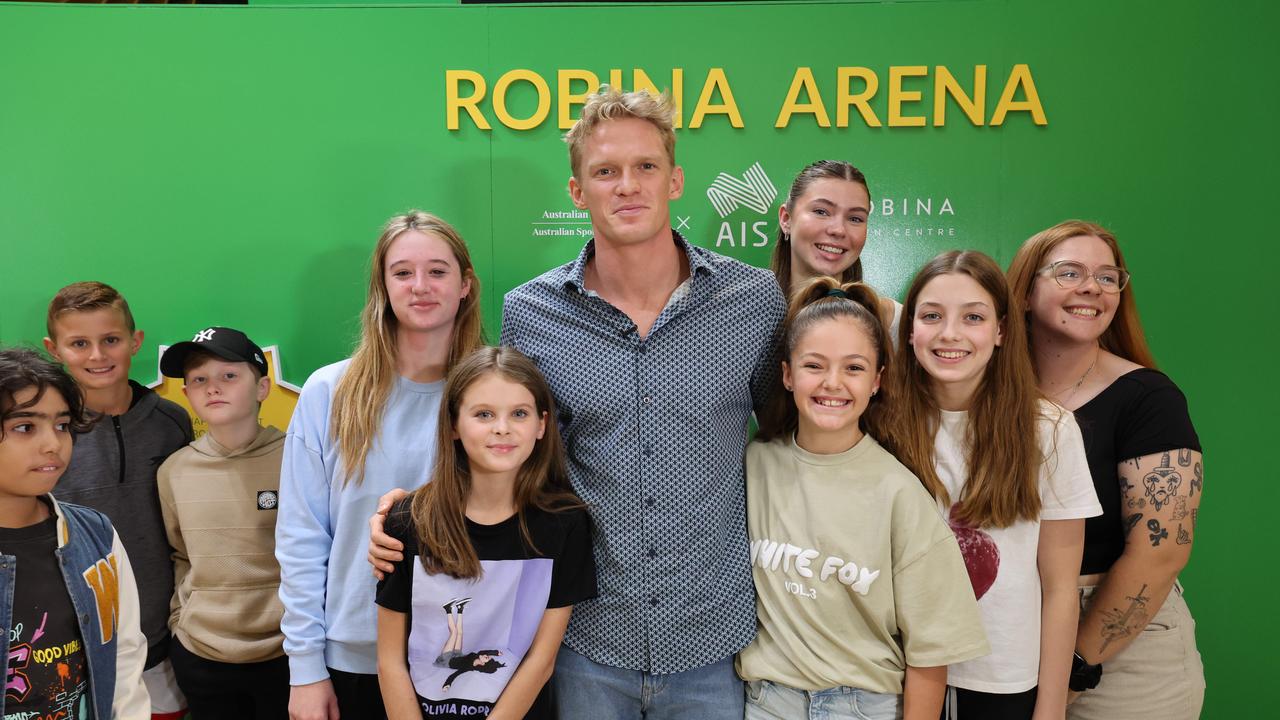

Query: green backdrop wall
left=1, top=1, right=1273, bottom=714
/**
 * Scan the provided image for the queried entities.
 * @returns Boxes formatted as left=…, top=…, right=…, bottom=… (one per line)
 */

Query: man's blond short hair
left=565, top=85, right=676, bottom=178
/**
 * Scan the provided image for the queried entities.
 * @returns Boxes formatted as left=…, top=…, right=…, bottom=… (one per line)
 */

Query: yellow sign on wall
left=146, top=345, right=300, bottom=440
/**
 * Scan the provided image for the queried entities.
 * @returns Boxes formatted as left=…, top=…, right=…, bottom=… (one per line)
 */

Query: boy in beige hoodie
left=155, top=327, right=287, bottom=719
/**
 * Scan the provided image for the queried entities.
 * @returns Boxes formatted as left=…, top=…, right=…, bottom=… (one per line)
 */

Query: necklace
left=1061, top=352, right=1099, bottom=405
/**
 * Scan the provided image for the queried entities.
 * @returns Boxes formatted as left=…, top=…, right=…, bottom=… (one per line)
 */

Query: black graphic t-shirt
left=376, top=502, right=596, bottom=720
left=1, top=515, right=92, bottom=720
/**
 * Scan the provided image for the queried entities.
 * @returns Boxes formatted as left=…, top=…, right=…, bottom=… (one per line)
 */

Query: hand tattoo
left=1176, top=524, right=1191, bottom=545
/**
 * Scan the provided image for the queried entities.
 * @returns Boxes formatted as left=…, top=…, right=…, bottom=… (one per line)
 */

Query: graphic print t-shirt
left=376, top=503, right=596, bottom=720
left=1, top=516, right=92, bottom=720
left=935, top=401, right=1102, bottom=693
left=736, top=434, right=988, bottom=694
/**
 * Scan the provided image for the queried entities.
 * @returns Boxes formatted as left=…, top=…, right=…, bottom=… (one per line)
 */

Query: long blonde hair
left=410, top=347, right=582, bottom=579
left=873, top=251, right=1043, bottom=528
left=1007, top=219, right=1157, bottom=369
left=331, top=211, right=484, bottom=485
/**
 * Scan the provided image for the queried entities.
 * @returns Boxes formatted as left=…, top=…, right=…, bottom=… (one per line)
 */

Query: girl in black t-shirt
left=375, top=347, right=596, bottom=720
left=1008, top=221, right=1204, bottom=720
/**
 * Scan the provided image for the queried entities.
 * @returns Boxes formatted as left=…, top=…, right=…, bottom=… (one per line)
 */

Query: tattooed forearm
left=1147, top=519, right=1167, bottom=547
left=1099, top=584, right=1150, bottom=653
left=1142, top=452, right=1182, bottom=511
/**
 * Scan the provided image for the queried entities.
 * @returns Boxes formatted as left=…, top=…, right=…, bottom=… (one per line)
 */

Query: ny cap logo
left=706, top=162, right=778, bottom=219
left=193, top=328, right=216, bottom=343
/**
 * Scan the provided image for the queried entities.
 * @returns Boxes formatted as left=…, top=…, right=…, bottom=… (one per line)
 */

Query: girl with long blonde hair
left=874, top=251, right=1101, bottom=720
left=375, top=347, right=594, bottom=720
left=276, top=211, right=483, bottom=720
left=1008, top=221, right=1204, bottom=719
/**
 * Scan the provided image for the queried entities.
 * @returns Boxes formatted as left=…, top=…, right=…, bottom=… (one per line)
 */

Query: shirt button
left=645, top=497, right=655, bottom=507
left=642, top=395, right=652, bottom=405
left=643, top=445, right=653, bottom=456
left=650, top=597, right=659, bottom=607
left=648, top=548, right=657, bottom=558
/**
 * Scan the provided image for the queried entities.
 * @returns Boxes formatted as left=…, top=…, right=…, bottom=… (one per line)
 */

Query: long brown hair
left=771, top=160, right=871, bottom=297
left=1007, top=219, right=1157, bottom=369
left=331, top=211, right=484, bottom=485
left=756, top=276, right=889, bottom=443
left=874, top=251, right=1043, bottom=528
left=410, top=347, right=582, bottom=579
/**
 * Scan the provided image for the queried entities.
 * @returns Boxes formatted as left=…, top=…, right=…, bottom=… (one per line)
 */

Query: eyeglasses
left=1038, top=260, right=1130, bottom=294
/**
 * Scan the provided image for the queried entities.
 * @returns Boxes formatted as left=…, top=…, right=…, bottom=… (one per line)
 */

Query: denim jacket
left=0, top=495, right=149, bottom=719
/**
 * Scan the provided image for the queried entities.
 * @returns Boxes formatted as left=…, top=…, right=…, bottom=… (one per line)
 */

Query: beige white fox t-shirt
left=736, top=434, right=990, bottom=694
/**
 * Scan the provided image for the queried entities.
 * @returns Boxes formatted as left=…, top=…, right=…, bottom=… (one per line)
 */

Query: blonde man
left=499, top=87, right=784, bottom=717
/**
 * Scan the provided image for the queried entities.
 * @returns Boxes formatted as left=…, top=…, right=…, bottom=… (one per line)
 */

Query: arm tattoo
left=1100, top=584, right=1150, bottom=653
left=1191, top=508, right=1198, bottom=531
left=1142, top=452, right=1182, bottom=511
left=1124, top=512, right=1143, bottom=535
left=1177, top=448, right=1192, bottom=467
left=1121, top=476, right=1146, bottom=509
left=1146, top=519, right=1168, bottom=546
left=1191, top=462, right=1203, bottom=496
left=1170, top=497, right=1188, bottom=521
left=1176, top=524, right=1191, bottom=545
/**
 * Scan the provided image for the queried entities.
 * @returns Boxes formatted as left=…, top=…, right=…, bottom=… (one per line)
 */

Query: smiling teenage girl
left=740, top=277, right=986, bottom=720
left=276, top=211, right=483, bottom=720
left=771, top=161, right=902, bottom=338
left=877, top=251, right=1101, bottom=720
left=1008, top=222, right=1204, bottom=720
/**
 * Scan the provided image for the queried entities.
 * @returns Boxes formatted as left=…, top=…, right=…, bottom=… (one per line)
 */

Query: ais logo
left=706, top=162, right=778, bottom=248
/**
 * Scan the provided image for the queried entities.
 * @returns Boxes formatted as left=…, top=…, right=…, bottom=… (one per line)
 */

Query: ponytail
left=756, top=276, right=889, bottom=442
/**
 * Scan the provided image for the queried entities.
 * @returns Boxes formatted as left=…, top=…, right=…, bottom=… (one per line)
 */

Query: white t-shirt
left=936, top=400, right=1102, bottom=693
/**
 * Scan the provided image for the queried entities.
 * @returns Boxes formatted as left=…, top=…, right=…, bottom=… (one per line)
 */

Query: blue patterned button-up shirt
left=500, top=232, right=785, bottom=674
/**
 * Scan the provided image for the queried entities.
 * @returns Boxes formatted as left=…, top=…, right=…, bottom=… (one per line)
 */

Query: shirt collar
left=561, top=229, right=715, bottom=294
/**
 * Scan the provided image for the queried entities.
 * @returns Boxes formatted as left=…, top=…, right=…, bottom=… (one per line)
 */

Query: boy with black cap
left=155, top=327, right=288, bottom=719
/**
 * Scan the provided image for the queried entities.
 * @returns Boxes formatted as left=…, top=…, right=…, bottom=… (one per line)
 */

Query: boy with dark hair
left=0, top=347, right=150, bottom=719
left=43, top=281, right=194, bottom=717
left=156, top=327, right=288, bottom=719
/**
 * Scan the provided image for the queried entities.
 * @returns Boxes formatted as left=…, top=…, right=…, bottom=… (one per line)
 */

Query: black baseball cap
left=161, top=327, right=269, bottom=379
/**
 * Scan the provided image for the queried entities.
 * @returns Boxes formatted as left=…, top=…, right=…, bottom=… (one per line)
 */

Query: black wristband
left=1069, top=652, right=1103, bottom=692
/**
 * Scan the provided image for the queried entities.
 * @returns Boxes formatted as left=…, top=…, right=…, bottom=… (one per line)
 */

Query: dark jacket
left=55, top=380, right=193, bottom=660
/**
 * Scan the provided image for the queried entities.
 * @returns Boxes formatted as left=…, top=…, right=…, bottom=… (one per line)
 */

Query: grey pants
left=1069, top=582, right=1204, bottom=720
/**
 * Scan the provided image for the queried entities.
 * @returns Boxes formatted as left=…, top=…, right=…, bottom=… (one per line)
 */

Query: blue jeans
left=745, top=679, right=902, bottom=720
left=553, top=645, right=744, bottom=720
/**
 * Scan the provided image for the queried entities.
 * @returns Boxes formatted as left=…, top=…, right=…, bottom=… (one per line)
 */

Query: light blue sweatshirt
left=275, top=359, right=443, bottom=684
